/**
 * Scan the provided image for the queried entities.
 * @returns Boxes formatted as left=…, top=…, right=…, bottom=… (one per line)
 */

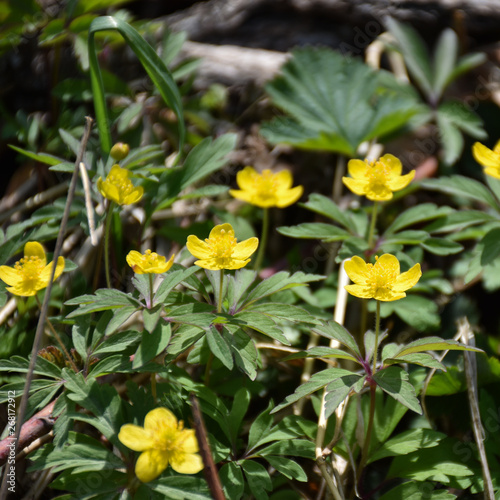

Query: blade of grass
left=88, top=16, right=185, bottom=159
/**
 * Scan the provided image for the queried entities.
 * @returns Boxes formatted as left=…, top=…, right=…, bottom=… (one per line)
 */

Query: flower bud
left=110, top=142, right=130, bottom=161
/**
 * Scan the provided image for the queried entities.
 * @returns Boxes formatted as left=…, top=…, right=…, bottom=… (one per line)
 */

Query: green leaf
left=264, top=456, right=307, bottom=482
left=368, top=428, right=445, bottom=464
left=284, top=346, right=361, bottom=365
left=382, top=229, right=429, bottom=246
left=153, top=267, right=199, bottom=305
left=438, top=100, right=486, bottom=139
left=432, top=29, right=458, bottom=99
left=248, top=302, right=320, bottom=324
left=421, top=237, right=463, bottom=255
left=230, top=328, right=258, bottom=380
left=248, top=403, right=274, bottom=451
left=324, top=373, right=365, bottom=418
left=105, top=306, right=138, bottom=336
left=373, top=366, right=422, bottom=414
left=384, top=353, right=445, bottom=370
left=88, top=16, right=184, bottom=156
left=232, top=311, right=290, bottom=345
left=220, top=463, right=245, bottom=500
left=422, top=175, right=499, bottom=209
left=393, top=336, right=482, bottom=358
left=436, top=111, right=463, bottom=165
left=479, top=227, right=500, bottom=266
left=385, top=204, right=453, bottom=234
left=379, top=481, right=457, bottom=500
left=227, top=387, right=251, bottom=444
left=92, top=330, right=140, bottom=356
left=65, top=289, right=141, bottom=317
left=302, top=193, right=353, bottom=230
left=133, top=322, right=171, bottom=369
left=72, top=316, right=90, bottom=362
left=159, top=134, right=237, bottom=207
left=258, top=439, right=315, bottom=459
left=311, top=321, right=362, bottom=357
left=241, top=460, right=272, bottom=500
left=386, top=17, right=433, bottom=98
left=9, top=144, right=65, bottom=166
left=150, top=476, right=212, bottom=499
left=278, top=223, right=350, bottom=241
left=261, top=47, right=417, bottom=154
left=206, top=325, right=233, bottom=370
left=142, top=304, right=163, bottom=334
left=425, top=210, right=497, bottom=233
left=272, top=367, right=354, bottom=414
left=226, top=269, right=257, bottom=313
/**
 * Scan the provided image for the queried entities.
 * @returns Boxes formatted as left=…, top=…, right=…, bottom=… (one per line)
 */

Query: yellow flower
left=342, top=154, right=415, bottom=202
left=97, top=165, right=144, bottom=205
left=126, top=250, right=175, bottom=274
left=472, top=140, right=500, bottom=179
left=118, top=407, right=203, bottom=483
left=229, top=166, right=303, bottom=208
left=186, top=223, right=258, bottom=270
left=344, top=254, right=421, bottom=302
left=0, top=242, right=65, bottom=297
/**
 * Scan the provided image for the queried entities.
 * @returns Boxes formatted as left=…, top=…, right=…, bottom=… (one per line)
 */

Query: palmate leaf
left=261, top=47, right=418, bottom=155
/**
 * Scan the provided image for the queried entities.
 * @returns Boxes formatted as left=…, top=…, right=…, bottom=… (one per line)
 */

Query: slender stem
left=104, top=202, right=114, bottom=288
left=217, top=270, right=224, bottom=314
left=35, top=296, right=79, bottom=373
left=357, top=384, right=376, bottom=484
left=367, top=201, right=378, bottom=249
left=372, top=300, right=381, bottom=374
left=253, top=208, right=269, bottom=271
left=148, top=273, right=154, bottom=309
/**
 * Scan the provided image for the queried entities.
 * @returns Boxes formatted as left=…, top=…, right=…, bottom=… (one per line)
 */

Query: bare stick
left=459, top=318, right=495, bottom=500
left=0, top=117, right=93, bottom=499
left=189, top=394, right=226, bottom=500
left=79, top=161, right=98, bottom=246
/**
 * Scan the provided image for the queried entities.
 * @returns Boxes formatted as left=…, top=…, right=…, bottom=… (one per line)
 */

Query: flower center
left=15, top=256, right=44, bottom=282
left=153, top=420, right=188, bottom=462
left=142, top=249, right=160, bottom=266
left=254, top=170, right=278, bottom=199
left=365, top=160, right=390, bottom=187
left=107, top=171, right=134, bottom=197
left=205, top=229, right=237, bottom=260
left=367, top=262, right=398, bottom=293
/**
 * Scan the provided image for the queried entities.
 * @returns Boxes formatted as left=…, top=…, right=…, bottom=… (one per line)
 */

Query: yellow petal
left=7, top=283, right=38, bottom=297
left=118, top=424, right=156, bottom=451
left=179, top=429, right=199, bottom=454
left=374, top=254, right=400, bottom=275
left=236, top=166, right=258, bottom=191
left=39, top=257, right=65, bottom=285
left=24, top=242, right=47, bottom=266
left=472, top=142, right=500, bottom=169
left=209, top=223, right=234, bottom=240
left=392, top=263, right=422, bottom=292
left=100, top=181, right=121, bottom=204
left=171, top=453, right=204, bottom=475
left=126, top=251, right=144, bottom=273
left=123, top=186, right=144, bottom=205
left=274, top=169, right=293, bottom=190
left=135, top=449, right=169, bottom=483
left=252, top=194, right=279, bottom=208
left=382, top=154, right=402, bottom=177
left=109, top=164, right=128, bottom=179
left=344, top=256, right=369, bottom=284
left=374, top=288, right=406, bottom=301
left=229, top=189, right=256, bottom=204
left=232, top=237, right=259, bottom=260
left=223, top=258, right=251, bottom=270
left=365, top=184, right=393, bottom=201
left=275, top=185, right=303, bottom=208
left=144, top=407, right=177, bottom=432
left=387, top=171, right=415, bottom=192
left=0, top=266, right=22, bottom=286
left=484, top=166, right=500, bottom=180
left=187, top=235, right=212, bottom=260
left=162, top=254, right=175, bottom=273
left=343, top=177, right=368, bottom=196
left=347, top=159, right=369, bottom=179
left=193, top=258, right=220, bottom=270
left=345, top=284, right=374, bottom=299
left=494, top=140, right=500, bottom=154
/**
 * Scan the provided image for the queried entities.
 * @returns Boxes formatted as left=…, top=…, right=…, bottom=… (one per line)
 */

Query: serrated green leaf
left=105, top=306, right=138, bottom=336
left=227, top=387, right=251, bottom=444
left=311, top=321, right=362, bottom=357
left=479, top=227, right=500, bottom=266
left=92, top=330, right=140, bottom=356
left=142, top=304, right=163, bottom=333
left=232, top=311, right=290, bottom=345
left=272, top=367, right=353, bottom=414
left=325, top=373, right=365, bottom=418
left=421, top=237, right=463, bottom=255
left=432, top=29, right=458, bottom=99
left=302, top=193, right=352, bottom=229
left=264, top=456, right=308, bottom=482
left=438, top=100, right=486, bottom=139
left=379, top=481, right=457, bottom=500
left=150, top=476, right=212, bottom=499
left=278, top=222, right=350, bottom=241
left=284, top=346, right=360, bottom=364
left=425, top=210, right=497, bottom=234
left=258, top=439, right=315, bottom=460
left=247, top=302, right=320, bottom=324
left=373, top=366, right=422, bottom=414
left=436, top=113, right=463, bottom=165
left=394, top=336, right=482, bottom=358
left=206, top=324, right=233, bottom=370
left=369, top=428, right=445, bottom=464
left=230, top=328, right=258, bottom=380
left=385, top=204, right=453, bottom=234
left=384, top=352, right=445, bottom=370
left=241, top=460, right=272, bottom=500
left=220, top=463, right=245, bottom=500
left=133, top=322, right=171, bottom=369
left=248, top=403, right=274, bottom=452
left=383, top=229, right=429, bottom=245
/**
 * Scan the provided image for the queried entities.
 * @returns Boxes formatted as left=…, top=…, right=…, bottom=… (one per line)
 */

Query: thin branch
left=79, top=161, right=98, bottom=246
left=0, top=116, right=93, bottom=499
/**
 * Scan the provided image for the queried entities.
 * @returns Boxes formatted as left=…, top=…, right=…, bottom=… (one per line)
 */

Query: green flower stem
left=253, top=208, right=269, bottom=271
left=35, top=295, right=78, bottom=373
left=217, top=270, right=224, bottom=314
left=372, top=300, right=381, bottom=374
left=104, top=202, right=115, bottom=289
left=367, top=201, right=378, bottom=249
left=357, top=383, right=376, bottom=485
left=148, top=273, right=154, bottom=309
